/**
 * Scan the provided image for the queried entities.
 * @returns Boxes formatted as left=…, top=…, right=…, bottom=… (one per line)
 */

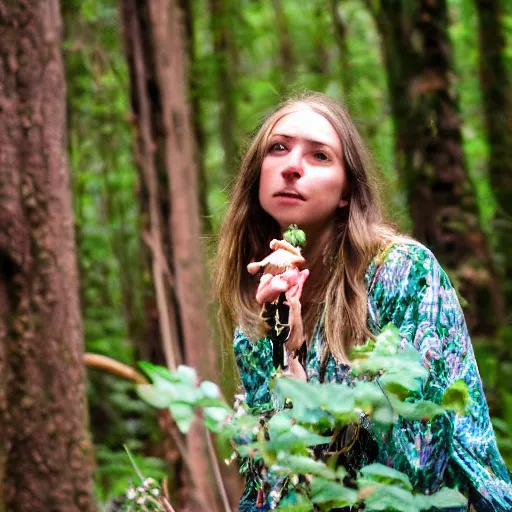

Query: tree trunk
left=0, top=1, right=95, bottom=510
left=271, top=0, right=295, bottom=90
left=119, top=0, right=229, bottom=510
left=365, top=0, right=504, bottom=334
left=183, top=0, right=211, bottom=232
left=475, top=0, right=512, bottom=305
left=330, top=0, right=353, bottom=98
left=208, top=0, right=239, bottom=181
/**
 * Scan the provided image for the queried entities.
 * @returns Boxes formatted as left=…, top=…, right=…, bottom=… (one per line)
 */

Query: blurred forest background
left=1, top=0, right=511, bottom=510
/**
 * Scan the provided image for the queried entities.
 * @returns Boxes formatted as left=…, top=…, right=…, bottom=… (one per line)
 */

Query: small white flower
left=126, top=488, right=137, bottom=500
left=144, top=478, right=156, bottom=486
left=136, top=496, right=145, bottom=505
left=151, top=488, right=160, bottom=496
left=291, top=475, right=299, bottom=486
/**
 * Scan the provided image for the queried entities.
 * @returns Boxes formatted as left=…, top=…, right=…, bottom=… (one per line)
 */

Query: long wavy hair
left=214, top=92, right=401, bottom=362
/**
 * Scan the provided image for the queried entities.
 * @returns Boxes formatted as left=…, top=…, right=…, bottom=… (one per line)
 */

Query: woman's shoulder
left=365, top=239, right=451, bottom=300
left=377, top=239, right=437, bottom=268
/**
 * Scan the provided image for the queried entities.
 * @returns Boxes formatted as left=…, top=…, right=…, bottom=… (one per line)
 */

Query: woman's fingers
left=282, top=356, right=307, bottom=381
left=247, top=249, right=305, bottom=276
left=255, top=268, right=302, bottom=304
left=285, top=269, right=310, bottom=301
left=256, top=274, right=286, bottom=304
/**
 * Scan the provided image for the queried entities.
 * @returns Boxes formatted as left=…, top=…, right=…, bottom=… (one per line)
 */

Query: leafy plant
left=134, top=326, right=469, bottom=511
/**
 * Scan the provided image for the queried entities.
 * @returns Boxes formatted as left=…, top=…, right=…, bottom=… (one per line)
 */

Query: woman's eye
left=269, top=143, right=286, bottom=153
left=314, top=152, right=329, bottom=161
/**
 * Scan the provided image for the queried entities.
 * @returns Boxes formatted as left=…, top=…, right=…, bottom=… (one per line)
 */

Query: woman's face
left=259, top=106, right=348, bottom=237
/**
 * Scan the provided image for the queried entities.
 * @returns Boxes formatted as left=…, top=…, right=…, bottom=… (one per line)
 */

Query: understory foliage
left=128, top=326, right=469, bottom=511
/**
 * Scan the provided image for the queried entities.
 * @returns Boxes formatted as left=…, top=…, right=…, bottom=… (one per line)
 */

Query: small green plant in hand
left=284, top=224, right=306, bottom=248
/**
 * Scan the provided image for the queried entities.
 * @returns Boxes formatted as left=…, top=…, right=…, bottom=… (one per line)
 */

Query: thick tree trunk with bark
left=119, top=0, right=239, bottom=510
left=366, top=0, right=503, bottom=334
left=0, top=1, right=94, bottom=510
left=475, top=0, right=512, bottom=304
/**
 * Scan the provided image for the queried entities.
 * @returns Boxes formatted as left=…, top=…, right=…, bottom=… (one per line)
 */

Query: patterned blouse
left=233, top=243, right=512, bottom=511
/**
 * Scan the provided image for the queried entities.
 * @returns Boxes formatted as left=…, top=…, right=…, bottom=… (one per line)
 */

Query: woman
left=214, top=92, right=512, bottom=511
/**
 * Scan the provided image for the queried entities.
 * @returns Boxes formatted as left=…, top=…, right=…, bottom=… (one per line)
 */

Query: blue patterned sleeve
left=233, top=330, right=280, bottom=511
left=233, top=329, right=275, bottom=411
left=369, top=244, right=512, bottom=510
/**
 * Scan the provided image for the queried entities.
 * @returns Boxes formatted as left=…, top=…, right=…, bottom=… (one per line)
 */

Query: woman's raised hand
left=247, top=238, right=309, bottom=381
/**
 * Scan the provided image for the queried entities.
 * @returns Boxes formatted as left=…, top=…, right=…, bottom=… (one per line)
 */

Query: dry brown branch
left=84, top=353, right=148, bottom=384
left=206, top=429, right=233, bottom=512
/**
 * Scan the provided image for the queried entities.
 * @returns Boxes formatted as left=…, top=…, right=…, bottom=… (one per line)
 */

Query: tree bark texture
left=330, top=0, right=353, bottom=98
left=0, top=1, right=95, bottom=510
left=271, top=0, right=295, bottom=89
left=208, top=0, right=239, bottom=181
left=475, top=0, right=512, bottom=304
left=119, top=0, right=234, bottom=510
left=366, top=0, right=503, bottom=334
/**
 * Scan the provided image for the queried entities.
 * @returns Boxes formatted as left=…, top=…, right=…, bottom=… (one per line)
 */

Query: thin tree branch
left=206, top=429, right=233, bottom=512
left=84, top=353, right=148, bottom=384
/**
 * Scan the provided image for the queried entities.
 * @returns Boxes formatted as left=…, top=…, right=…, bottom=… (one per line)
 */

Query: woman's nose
left=281, top=149, right=303, bottom=179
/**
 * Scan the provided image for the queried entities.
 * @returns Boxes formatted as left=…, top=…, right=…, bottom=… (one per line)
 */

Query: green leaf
left=362, top=484, right=418, bottom=512
left=169, top=403, right=195, bottom=434
left=441, top=379, right=470, bottom=414
left=388, top=394, right=445, bottom=421
left=176, top=365, right=197, bottom=385
left=203, top=406, right=230, bottom=432
left=360, top=463, right=412, bottom=491
left=275, top=494, right=314, bottom=512
left=200, top=380, right=221, bottom=399
left=271, top=455, right=336, bottom=479
left=310, top=477, right=358, bottom=507
left=373, top=324, right=402, bottom=356
left=266, top=426, right=332, bottom=455
left=136, top=384, right=174, bottom=409
left=138, top=361, right=180, bottom=384
left=414, top=487, right=467, bottom=510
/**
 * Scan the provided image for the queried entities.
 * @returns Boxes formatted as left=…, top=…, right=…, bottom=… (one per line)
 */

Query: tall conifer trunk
left=0, top=1, right=94, bottom=510
left=365, top=0, right=503, bottom=334
left=475, top=0, right=512, bottom=304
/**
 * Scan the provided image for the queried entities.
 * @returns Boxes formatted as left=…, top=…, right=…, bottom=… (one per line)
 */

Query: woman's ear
left=338, top=197, right=348, bottom=208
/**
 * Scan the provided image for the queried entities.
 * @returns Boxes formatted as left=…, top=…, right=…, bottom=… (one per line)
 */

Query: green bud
left=283, top=224, right=306, bottom=248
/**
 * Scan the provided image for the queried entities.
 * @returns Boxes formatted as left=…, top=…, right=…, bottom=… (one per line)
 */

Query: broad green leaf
left=362, top=484, right=418, bottom=512
left=373, top=325, right=402, bottom=356
left=176, top=365, right=197, bottom=385
left=200, top=380, right=221, bottom=399
left=275, top=494, right=314, bottom=512
left=136, top=384, right=173, bottom=409
left=310, top=477, right=358, bottom=507
left=138, top=361, right=180, bottom=384
left=272, top=455, right=336, bottom=479
left=360, top=463, right=412, bottom=491
left=203, top=406, right=230, bottom=432
left=169, top=403, right=195, bottom=434
left=414, top=487, right=467, bottom=510
left=441, top=379, right=470, bottom=414
left=388, top=394, right=445, bottom=421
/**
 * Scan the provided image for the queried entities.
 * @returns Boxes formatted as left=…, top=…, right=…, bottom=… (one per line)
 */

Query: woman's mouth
left=274, top=191, right=305, bottom=201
